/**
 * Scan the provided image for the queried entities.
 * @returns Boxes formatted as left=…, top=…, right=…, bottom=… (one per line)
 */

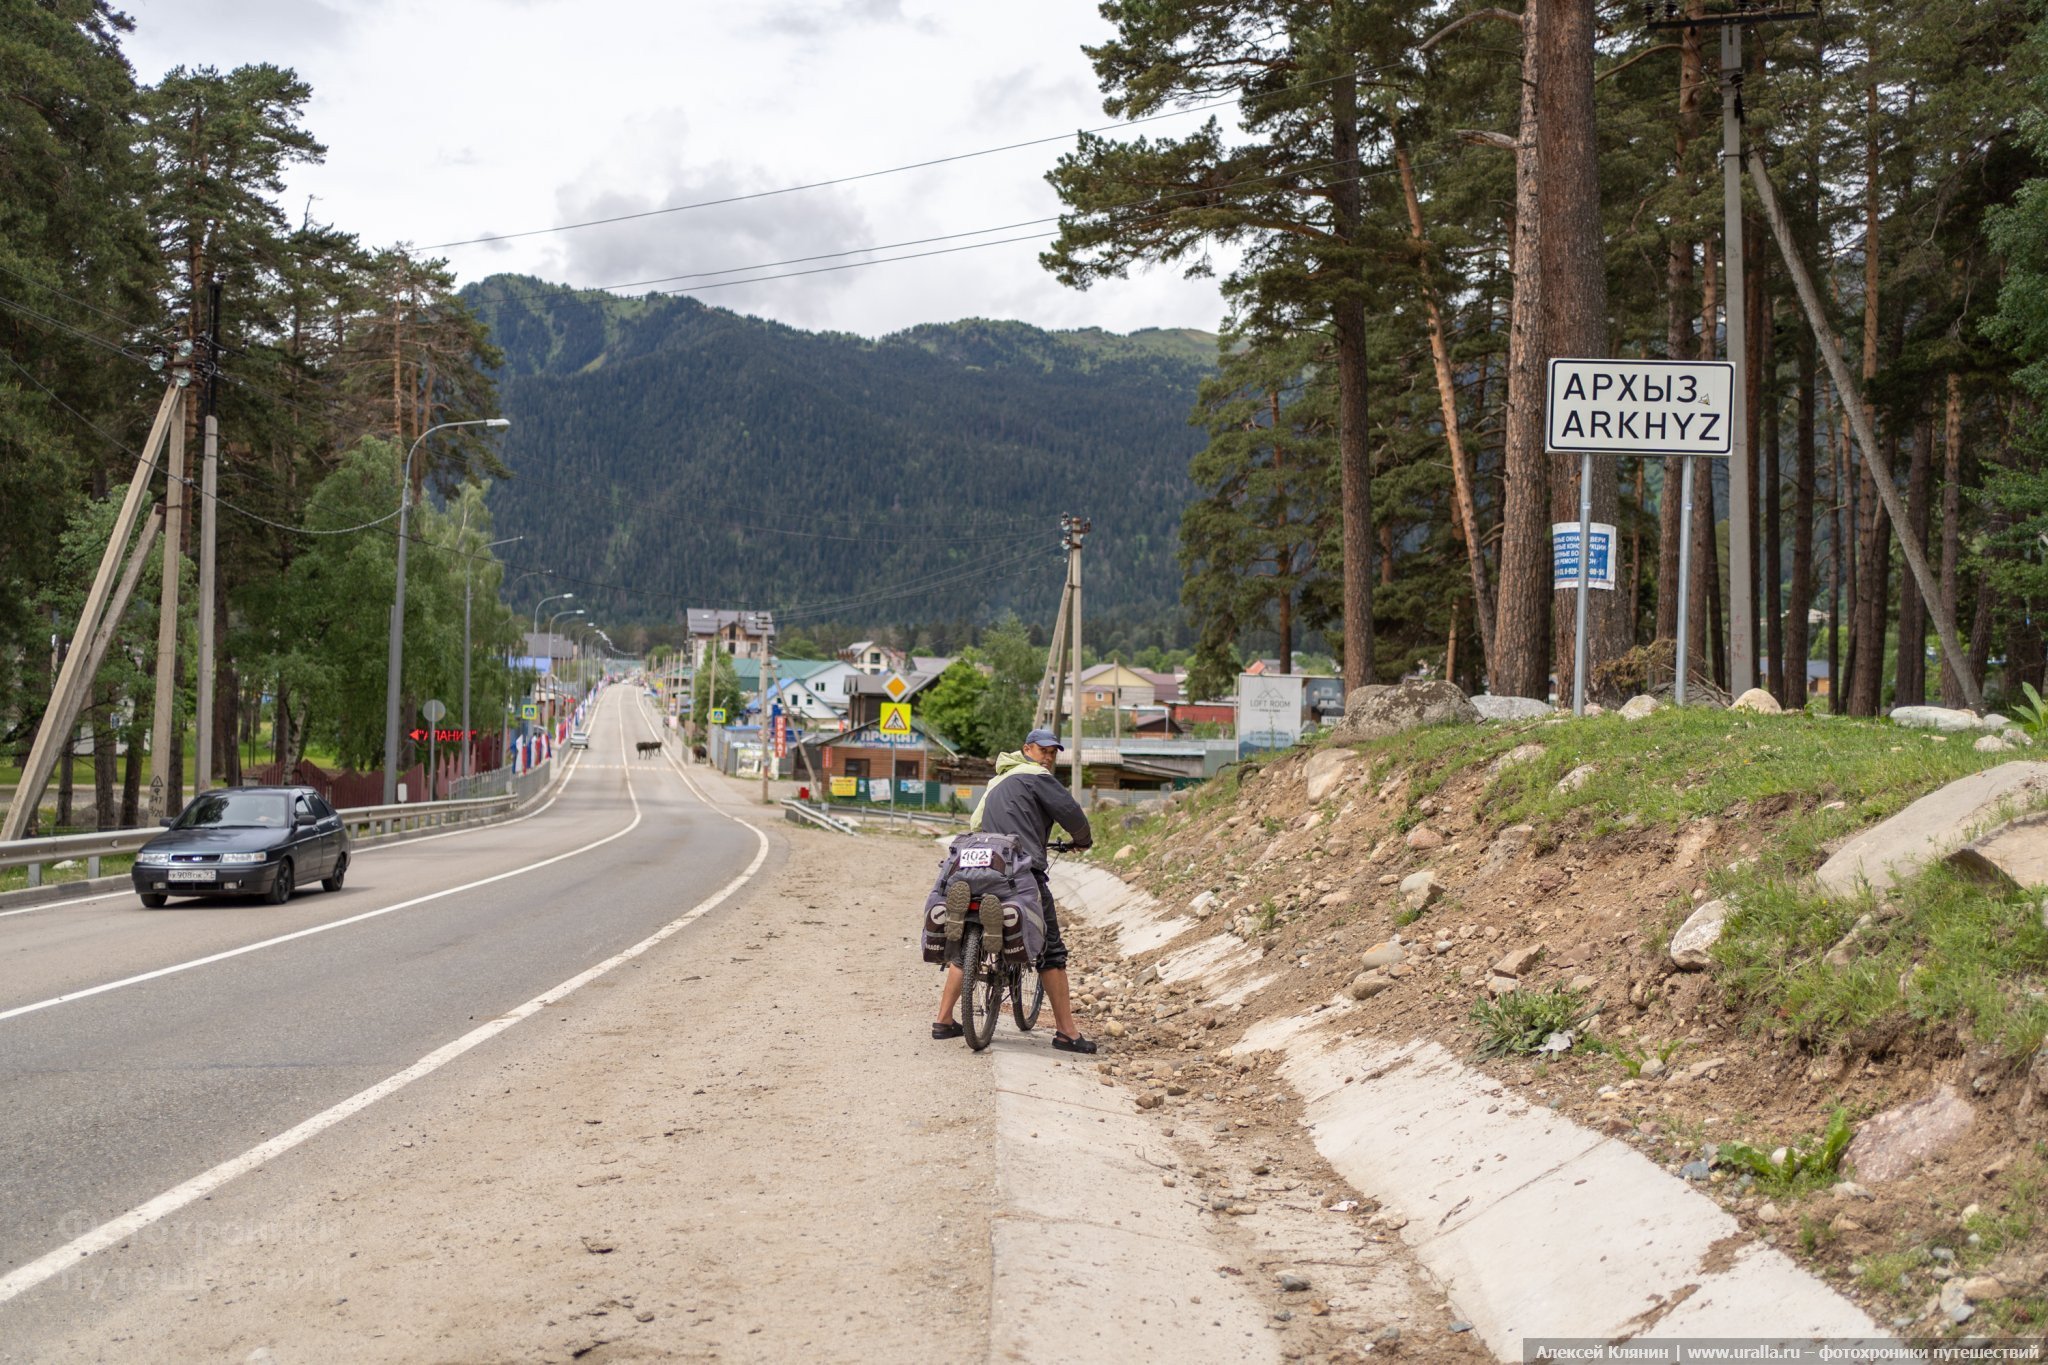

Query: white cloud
left=118, top=0, right=1231, bottom=339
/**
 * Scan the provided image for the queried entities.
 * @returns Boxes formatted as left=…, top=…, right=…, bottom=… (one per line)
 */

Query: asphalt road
left=0, top=687, right=768, bottom=1313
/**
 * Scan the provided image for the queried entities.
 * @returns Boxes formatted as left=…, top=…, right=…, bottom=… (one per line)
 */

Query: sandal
left=931, top=1020, right=964, bottom=1040
left=1052, top=1032, right=1098, bottom=1054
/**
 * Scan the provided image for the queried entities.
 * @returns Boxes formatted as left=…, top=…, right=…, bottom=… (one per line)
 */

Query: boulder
left=1398, top=870, right=1440, bottom=912
left=1618, top=694, right=1662, bottom=722
left=1336, top=680, right=1480, bottom=742
left=1730, top=688, right=1783, bottom=714
left=1489, top=743, right=1547, bottom=777
left=1480, top=824, right=1535, bottom=875
left=1471, top=694, right=1554, bottom=722
left=1405, top=824, right=1445, bottom=851
left=1975, top=734, right=2014, bottom=754
left=1842, top=1085, right=1976, bottom=1183
left=1816, top=762, right=2048, bottom=897
left=1555, top=764, right=1596, bottom=795
left=1360, top=940, right=1407, bottom=970
left=1114, top=845, right=1136, bottom=863
left=1669, top=898, right=1733, bottom=970
left=1889, top=705, right=1982, bottom=733
left=1979, top=713, right=2012, bottom=731
left=1492, top=943, right=1545, bottom=977
left=1189, top=890, right=1220, bottom=915
left=1302, top=747, right=1358, bottom=803
left=1348, top=971, right=1394, bottom=1001
left=1946, top=811, right=2048, bottom=897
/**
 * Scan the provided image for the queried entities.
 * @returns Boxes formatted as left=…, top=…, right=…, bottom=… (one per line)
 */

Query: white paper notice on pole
left=1552, top=522, right=1618, bottom=591
left=1236, top=673, right=1305, bottom=757
left=1545, top=359, right=1734, bottom=456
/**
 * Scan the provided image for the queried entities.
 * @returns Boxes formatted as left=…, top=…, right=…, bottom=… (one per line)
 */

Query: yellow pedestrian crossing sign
left=520, top=702, right=538, bottom=721
left=709, top=707, right=729, bottom=725
left=879, top=702, right=913, bottom=738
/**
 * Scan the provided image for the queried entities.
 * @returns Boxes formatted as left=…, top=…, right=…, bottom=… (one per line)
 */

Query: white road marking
left=0, top=745, right=587, bottom=923
left=0, top=738, right=772, bottom=1307
left=0, top=704, right=627, bottom=1024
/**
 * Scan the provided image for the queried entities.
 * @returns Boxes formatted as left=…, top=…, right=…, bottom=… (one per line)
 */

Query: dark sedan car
left=131, top=786, right=351, bottom=908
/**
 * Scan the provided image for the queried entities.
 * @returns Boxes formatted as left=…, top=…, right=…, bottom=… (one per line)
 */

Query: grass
left=1716, top=859, right=2048, bottom=1063
left=1337, top=705, right=2012, bottom=840
left=1470, top=985, right=1591, bottom=1058
left=1713, top=1109, right=1855, bottom=1197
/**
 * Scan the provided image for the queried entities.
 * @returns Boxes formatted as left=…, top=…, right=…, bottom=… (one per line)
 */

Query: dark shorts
left=1033, top=869, right=1068, bottom=972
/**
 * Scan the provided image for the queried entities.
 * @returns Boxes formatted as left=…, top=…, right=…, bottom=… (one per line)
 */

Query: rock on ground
left=1889, top=705, right=1983, bottom=732
left=1816, top=762, right=2048, bottom=897
left=1336, top=680, right=1480, bottom=742
left=1619, top=694, right=1662, bottom=721
left=1669, top=898, right=1733, bottom=970
left=1399, top=870, right=1440, bottom=912
left=1731, top=688, right=1783, bottom=714
left=1471, top=694, right=1554, bottom=722
left=1556, top=765, right=1596, bottom=794
left=1842, top=1084, right=1977, bottom=1182
left=1945, top=811, right=2048, bottom=896
left=1302, top=747, right=1358, bottom=803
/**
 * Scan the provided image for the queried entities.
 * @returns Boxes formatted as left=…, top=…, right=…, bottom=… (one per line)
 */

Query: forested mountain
left=464, top=275, right=1214, bottom=637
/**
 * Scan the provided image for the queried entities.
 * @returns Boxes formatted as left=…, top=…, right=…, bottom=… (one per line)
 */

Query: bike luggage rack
left=779, top=799, right=858, bottom=835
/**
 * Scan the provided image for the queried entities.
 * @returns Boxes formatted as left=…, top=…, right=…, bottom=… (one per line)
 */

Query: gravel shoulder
left=25, top=822, right=995, bottom=1364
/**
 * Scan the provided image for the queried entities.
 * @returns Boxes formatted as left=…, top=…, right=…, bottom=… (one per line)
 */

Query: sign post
left=421, top=698, right=446, bottom=797
left=1545, top=358, right=1734, bottom=714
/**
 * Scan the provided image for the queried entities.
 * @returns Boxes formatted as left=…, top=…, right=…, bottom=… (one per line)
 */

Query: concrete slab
left=1059, top=859, right=1885, bottom=1360
left=991, top=1050, right=1278, bottom=1364
left=1816, top=761, right=2048, bottom=896
left=1157, top=932, right=1257, bottom=984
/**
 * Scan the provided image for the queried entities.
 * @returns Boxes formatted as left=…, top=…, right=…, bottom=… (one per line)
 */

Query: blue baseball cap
left=1023, top=727, right=1065, bottom=751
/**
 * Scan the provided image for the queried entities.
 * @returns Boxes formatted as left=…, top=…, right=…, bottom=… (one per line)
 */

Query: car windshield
left=174, top=791, right=289, bottom=829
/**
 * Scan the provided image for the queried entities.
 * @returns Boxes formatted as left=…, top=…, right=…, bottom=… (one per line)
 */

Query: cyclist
left=932, top=728, right=1097, bottom=1052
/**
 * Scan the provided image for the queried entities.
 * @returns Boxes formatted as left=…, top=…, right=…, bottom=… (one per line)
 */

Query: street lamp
left=545, top=608, right=584, bottom=722
left=383, top=417, right=510, bottom=805
left=532, top=591, right=574, bottom=641
left=463, top=533, right=521, bottom=782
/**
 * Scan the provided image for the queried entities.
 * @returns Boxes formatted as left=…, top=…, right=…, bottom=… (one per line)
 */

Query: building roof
left=819, top=716, right=959, bottom=756
left=910, top=655, right=957, bottom=676
left=521, top=632, right=576, bottom=661
left=775, top=658, right=837, bottom=681
left=686, top=608, right=775, bottom=637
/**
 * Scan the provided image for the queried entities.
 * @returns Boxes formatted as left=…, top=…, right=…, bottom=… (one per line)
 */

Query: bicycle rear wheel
left=962, top=924, right=1002, bottom=1051
left=1010, top=961, right=1044, bottom=1031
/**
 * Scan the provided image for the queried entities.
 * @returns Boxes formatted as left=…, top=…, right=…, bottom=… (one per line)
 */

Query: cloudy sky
left=122, top=0, right=1235, bottom=338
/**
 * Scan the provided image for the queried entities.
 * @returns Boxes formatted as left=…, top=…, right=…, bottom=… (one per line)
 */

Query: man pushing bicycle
left=931, top=728, right=1097, bottom=1053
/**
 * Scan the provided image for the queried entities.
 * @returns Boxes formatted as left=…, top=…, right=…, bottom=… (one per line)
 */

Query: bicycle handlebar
left=1047, top=840, right=1075, bottom=854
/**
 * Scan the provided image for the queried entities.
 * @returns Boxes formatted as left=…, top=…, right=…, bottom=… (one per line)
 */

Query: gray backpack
left=919, top=832, right=1044, bottom=965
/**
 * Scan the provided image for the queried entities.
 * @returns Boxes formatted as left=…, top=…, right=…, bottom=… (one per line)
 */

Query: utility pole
left=195, top=280, right=221, bottom=795
left=1747, top=151, right=1982, bottom=711
left=1065, top=515, right=1089, bottom=802
left=1649, top=3, right=1814, bottom=694
left=147, top=387, right=188, bottom=825
left=757, top=641, right=774, bottom=803
left=1, top=384, right=183, bottom=840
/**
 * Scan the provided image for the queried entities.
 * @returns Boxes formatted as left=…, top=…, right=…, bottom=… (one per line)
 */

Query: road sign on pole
left=878, top=702, right=913, bottom=739
left=1547, top=358, right=1735, bottom=715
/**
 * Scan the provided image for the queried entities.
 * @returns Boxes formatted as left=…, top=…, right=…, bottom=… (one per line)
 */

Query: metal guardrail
left=0, top=793, right=522, bottom=892
left=780, top=799, right=859, bottom=835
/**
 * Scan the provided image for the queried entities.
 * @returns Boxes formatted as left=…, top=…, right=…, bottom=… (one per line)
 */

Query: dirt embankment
left=1073, top=711, right=2048, bottom=1337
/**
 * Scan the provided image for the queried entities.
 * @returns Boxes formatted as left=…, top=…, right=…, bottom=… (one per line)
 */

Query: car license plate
left=168, top=869, right=215, bottom=882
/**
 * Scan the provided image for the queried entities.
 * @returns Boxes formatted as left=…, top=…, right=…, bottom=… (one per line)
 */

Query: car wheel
left=139, top=893, right=168, bottom=909
left=322, top=854, right=347, bottom=893
left=267, top=858, right=295, bottom=906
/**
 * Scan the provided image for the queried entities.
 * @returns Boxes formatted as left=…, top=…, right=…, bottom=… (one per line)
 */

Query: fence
left=0, top=779, right=555, bottom=894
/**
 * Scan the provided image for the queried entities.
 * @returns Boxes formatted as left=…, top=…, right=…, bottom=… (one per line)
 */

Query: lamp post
left=463, top=531, right=521, bottom=782
left=545, top=607, right=584, bottom=730
left=382, top=417, right=509, bottom=805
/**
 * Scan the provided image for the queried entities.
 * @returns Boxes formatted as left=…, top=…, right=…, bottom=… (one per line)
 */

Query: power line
left=418, top=100, right=1247, bottom=252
